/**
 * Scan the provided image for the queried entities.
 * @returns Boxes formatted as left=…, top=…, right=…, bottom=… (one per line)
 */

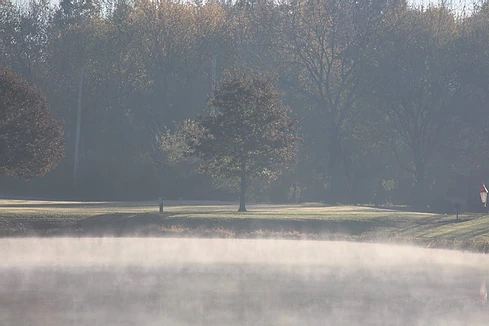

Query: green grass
left=1, top=199, right=488, bottom=253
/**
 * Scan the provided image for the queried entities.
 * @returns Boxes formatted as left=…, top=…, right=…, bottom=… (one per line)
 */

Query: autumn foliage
left=0, top=66, right=64, bottom=178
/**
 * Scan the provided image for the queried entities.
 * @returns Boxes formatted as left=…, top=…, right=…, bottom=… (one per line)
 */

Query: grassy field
left=1, top=199, right=488, bottom=252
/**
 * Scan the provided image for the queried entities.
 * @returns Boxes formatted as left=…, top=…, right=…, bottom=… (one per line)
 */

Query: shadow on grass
left=2, top=210, right=489, bottom=253
left=403, top=216, right=471, bottom=227
left=0, top=202, right=148, bottom=209
left=64, top=212, right=399, bottom=237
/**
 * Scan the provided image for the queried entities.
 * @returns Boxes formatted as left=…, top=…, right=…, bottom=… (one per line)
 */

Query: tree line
left=2, top=0, right=489, bottom=211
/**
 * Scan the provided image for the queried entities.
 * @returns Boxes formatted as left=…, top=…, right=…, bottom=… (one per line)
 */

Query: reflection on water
left=0, top=238, right=487, bottom=325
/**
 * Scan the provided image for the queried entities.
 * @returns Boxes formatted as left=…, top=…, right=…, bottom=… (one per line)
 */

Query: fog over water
left=1, top=238, right=488, bottom=325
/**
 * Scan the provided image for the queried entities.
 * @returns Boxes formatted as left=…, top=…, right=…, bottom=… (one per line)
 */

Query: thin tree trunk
left=326, top=155, right=337, bottom=202
left=413, top=156, right=427, bottom=209
left=73, top=66, right=85, bottom=191
left=326, top=125, right=341, bottom=204
left=238, top=162, right=247, bottom=212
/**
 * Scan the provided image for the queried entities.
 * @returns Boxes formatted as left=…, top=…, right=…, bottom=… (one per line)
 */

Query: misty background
left=1, top=0, right=489, bottom=211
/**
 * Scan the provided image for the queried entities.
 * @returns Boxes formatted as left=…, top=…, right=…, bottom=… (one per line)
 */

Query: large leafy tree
left=273, top=0, right=403, bottom=202
left=186, top=71, right=298, bottom=211
left=368, top=7, right=459, bottom=208
left=0, top=66, right=64, bottom=178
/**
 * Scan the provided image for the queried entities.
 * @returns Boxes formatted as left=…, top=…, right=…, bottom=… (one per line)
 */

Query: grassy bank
left=0, top=200, right=488, bottom=253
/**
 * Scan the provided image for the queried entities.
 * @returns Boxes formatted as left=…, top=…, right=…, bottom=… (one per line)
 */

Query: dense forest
left=2, top=0, right=489, bottom=211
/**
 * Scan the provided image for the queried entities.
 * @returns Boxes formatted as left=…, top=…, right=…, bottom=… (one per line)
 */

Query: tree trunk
left=238, top=165, right=247, bottom=212
left=326, top=124, right=341, bottom=204
left=326, top=156, right=337, bottom=203
left=413, top=156, right=427, bottom=210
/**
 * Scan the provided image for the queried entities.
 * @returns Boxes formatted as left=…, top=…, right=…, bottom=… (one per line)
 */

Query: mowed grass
left=0, top=199, right=488, bottom=252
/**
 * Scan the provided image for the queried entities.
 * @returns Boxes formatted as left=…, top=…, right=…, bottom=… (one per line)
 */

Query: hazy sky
left=410, top=0, right=475, bottom=11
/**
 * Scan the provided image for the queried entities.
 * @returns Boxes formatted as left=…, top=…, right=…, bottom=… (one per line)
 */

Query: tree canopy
left=0, top=66, right=64, bottom=178
left=185, top=71, right=298, bottom=211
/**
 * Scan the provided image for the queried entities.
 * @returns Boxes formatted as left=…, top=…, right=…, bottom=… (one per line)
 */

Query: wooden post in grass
left=454, top=203, right=460, bottom=221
